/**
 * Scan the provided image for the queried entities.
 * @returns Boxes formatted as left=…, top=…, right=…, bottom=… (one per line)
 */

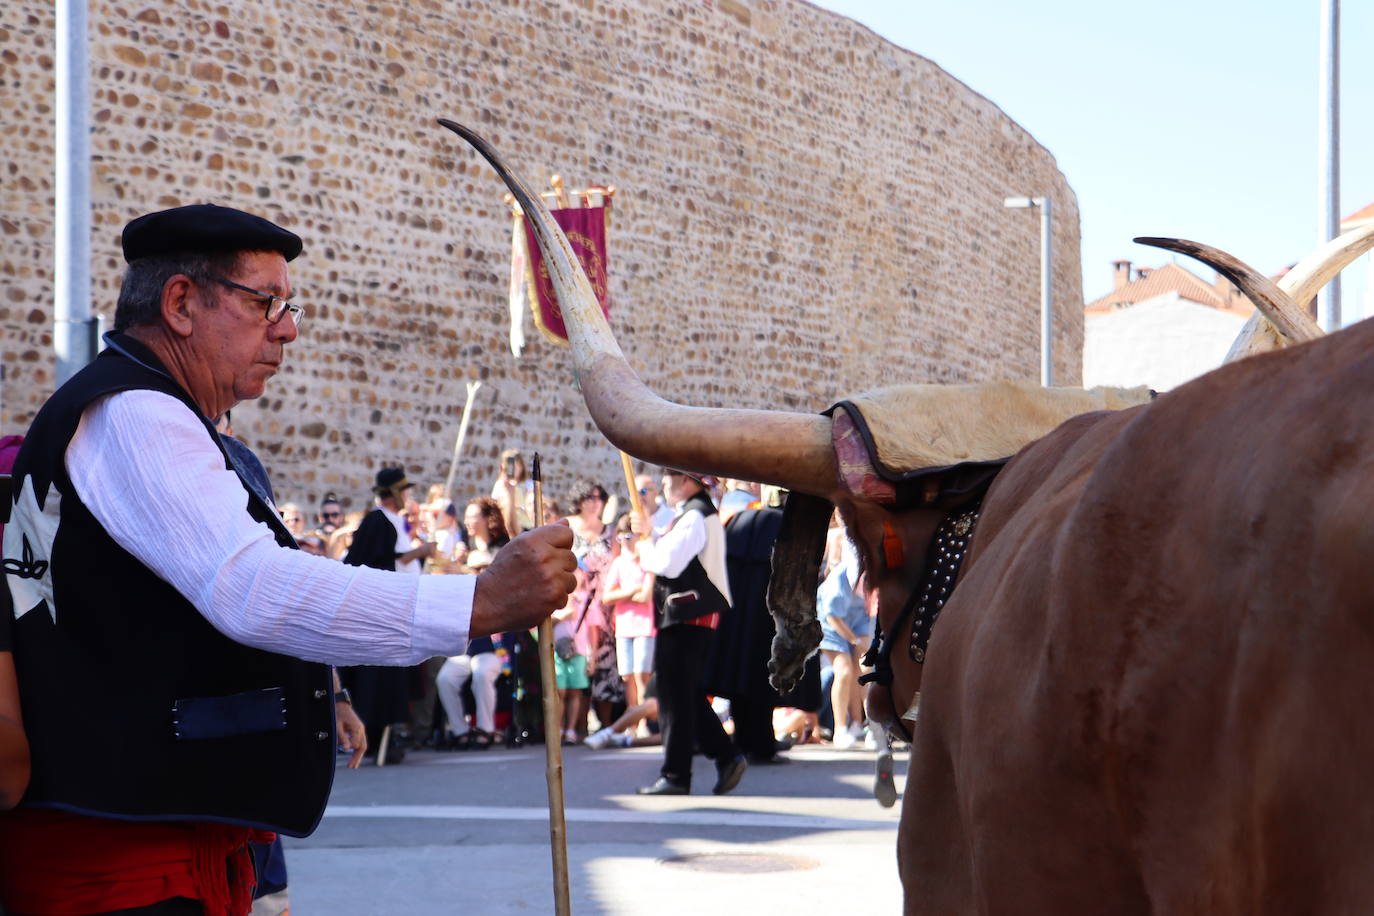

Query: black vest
left=2, top=335, right=335, bottom=836
left=651, top=492, right=730, bottom=628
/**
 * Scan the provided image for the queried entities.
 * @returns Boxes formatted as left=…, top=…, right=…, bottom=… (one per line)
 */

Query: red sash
left=0, top=808, right=271, bottom=916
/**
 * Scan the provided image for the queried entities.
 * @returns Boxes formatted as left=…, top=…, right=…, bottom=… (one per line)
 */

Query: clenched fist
left=469, top=522, right=577, bottom=637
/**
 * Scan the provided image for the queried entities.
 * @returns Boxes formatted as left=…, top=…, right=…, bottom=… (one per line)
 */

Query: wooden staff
left=441, top=380, right=482, bottom=502
left=618, top=451, right=646, bottom=524
left=532, top=454, right=572, bottom=916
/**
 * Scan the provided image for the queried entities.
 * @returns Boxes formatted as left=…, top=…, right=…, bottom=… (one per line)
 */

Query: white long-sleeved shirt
left=638, top=503, right=732, bottom=606
left=65, top=389, right=473, bottom=666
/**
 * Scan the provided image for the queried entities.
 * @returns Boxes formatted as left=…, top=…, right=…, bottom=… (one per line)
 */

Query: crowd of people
left=272, top=455, right=883, bottom=770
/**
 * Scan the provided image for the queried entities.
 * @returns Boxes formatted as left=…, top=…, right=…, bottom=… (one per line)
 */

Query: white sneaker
left=863, top=728, right=879, bottom=750
left=833, top=727, right=858, bottom=750
left=848, top=721, right=866, bottom=739
left=612, top=731, right=635, bottom=748
left=584, top=727, right=615, bottom=750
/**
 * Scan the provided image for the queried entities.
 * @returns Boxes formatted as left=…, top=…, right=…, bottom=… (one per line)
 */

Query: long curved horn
left=438, top=119, right=838, bottom=497
left=1134, top=237, right=1322, bottom=346
left=1278, top=222, right=1374, bottom=313
left=1222, top=314, right=1287, bottom=364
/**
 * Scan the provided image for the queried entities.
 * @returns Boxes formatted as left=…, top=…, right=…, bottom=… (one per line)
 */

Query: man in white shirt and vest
left=0, top=204, right=576, bottom=915
left=632, top=470, right=747, bottom=796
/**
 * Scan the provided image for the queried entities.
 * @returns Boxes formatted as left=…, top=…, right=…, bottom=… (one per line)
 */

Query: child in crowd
left=600, top=515, right=655, bottom=708
left=550, top=579, right=591, bottom=746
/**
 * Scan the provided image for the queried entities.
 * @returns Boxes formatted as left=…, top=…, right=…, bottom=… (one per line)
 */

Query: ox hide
left=898, top=316, right=1374, bottom=913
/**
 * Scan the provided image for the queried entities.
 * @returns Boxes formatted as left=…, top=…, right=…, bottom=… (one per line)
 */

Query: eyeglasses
left=638, top=488, right=650, bottom=496
left=617, top=533, right=634, bottom=541
left=321, top=511, right=341, bottom=520
left=214, top=276, right=304, bottom=327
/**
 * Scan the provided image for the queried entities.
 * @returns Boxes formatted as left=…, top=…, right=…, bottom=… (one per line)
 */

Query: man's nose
left=271, top=314, right=300, bottom=343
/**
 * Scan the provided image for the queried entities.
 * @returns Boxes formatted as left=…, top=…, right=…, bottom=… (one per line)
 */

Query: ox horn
left=1276, top=222, right=1374, bottom=316
left=438, top=119, right=838, bottom=497
left=1218, top=224, right=1374, bottom=362
left=1134, top=237, right=1324, bottom=352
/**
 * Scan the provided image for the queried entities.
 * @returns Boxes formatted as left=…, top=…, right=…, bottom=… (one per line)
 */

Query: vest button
left=315, top=731, right=329, bottom=741
left=314, top=689, right=328, bottom=699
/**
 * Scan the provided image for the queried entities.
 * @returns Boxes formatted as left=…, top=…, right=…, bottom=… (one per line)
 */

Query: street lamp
left=1004, top=196, right=1053, bottom=387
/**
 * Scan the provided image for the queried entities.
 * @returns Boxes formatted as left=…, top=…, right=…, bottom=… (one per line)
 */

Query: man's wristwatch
left=334, top=688, right=353, bottom=706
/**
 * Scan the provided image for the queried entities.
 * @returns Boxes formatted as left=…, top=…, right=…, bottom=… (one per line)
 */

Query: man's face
left=635, top=475, right=660, bottom=507
left=425, top=499, right=454, bottom=530
left=318, top=501, right=342, bottom=530
left=192, top=250, right=297, bottom=407
left=281, top=507, right=304, bottom=533
left=662, top=473, right=699, bottom=507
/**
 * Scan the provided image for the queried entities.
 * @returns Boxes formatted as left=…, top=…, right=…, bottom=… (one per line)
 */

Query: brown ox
left=441, top=120, right=1374, bottom=912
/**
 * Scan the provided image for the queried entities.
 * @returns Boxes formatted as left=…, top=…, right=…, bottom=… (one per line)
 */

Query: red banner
left=523, top=206, right=610, bottom=344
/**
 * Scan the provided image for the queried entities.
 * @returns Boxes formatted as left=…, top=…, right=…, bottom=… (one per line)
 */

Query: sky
left=808, top=0, right=1374, bottom=319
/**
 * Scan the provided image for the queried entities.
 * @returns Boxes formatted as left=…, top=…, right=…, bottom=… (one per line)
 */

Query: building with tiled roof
left=1085, top=261, right=1254, bottom=318
left=1082, top=259, right=1253, bottom=392
left=1342, top=201, right=1374, bottom=227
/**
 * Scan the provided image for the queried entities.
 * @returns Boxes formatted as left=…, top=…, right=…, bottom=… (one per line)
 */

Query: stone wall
left=1, top=0, right=1083, bottom=512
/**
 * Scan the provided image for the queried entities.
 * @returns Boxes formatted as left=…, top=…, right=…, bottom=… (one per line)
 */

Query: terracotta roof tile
left=1085, top=261, right=1254, bottom=317
left=1342, top=201, right=1374, bottom=227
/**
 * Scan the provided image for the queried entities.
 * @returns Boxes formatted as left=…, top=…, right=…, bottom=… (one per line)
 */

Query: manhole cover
left=658, top=853, right=820, bottom=874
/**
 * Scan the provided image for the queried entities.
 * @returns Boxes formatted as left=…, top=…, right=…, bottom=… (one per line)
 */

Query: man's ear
left=160, top=274, right=197, bottom=337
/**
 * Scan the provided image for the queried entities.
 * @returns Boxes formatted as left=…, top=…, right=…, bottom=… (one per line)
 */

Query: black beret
left=121, top=203, right=303, bottom=264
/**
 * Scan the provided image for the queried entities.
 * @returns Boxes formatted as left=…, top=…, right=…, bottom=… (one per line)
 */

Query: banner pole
left=532, top=454, right=573, bottom=916
left=618, top=451, right=645, bottom=523
left=441, top=381, right=482, bottom=502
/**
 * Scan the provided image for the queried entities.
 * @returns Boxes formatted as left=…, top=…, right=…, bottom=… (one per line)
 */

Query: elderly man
left=632, top=470, right=746, bottom=796
left=0, top=204, right=575, bottom=916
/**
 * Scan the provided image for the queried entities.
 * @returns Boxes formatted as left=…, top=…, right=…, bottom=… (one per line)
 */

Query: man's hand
left=337, top=702, right=367, bottom=769
left=470, top=523, right=576, bottom=637
left=400, top=541, right=436, bottom=565
left=628, top=512, right=649, bottom=539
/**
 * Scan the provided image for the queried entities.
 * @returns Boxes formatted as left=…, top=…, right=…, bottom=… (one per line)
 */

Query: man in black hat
left=630, top=469, right=747, bottom=797
left=340, top=466, right=435, bottom=759
left=0, top=204, right=576, bottom=914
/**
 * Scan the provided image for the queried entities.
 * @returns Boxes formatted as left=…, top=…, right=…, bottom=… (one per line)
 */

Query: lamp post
left=1317, top=0, right=1341, bottom=331
left=55, top=0, right=95, bottom=384
left=1004, top=196, right=1053, bottom=386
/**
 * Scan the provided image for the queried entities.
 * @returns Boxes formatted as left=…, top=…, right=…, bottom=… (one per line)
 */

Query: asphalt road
left=283, top=740, right=907, bottom=914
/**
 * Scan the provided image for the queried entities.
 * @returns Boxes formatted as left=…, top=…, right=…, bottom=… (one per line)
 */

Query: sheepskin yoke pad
left=826, top=380, right=1153, bottom=509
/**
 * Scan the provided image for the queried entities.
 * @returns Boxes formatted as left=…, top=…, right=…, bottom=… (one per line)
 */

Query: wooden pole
left=441, top=380, right=482, bottom=502
left=550, top=174, right=572, bottom=209
left=532, top=454, right=572, bottom=916
left=618, top=451, right=645, bottom=523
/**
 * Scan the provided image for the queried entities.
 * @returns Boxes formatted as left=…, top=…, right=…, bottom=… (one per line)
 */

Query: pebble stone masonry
left=1, top=0, right=1083, bottom=510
